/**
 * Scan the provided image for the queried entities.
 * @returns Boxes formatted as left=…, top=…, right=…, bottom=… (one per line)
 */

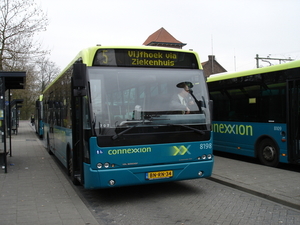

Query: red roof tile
left=143, top=27, right=186, bottom=47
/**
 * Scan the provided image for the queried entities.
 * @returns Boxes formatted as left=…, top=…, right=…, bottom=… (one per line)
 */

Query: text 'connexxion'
left=108, top=147, right=152, bottom=155
left=213, top=123, right=253, bottom=136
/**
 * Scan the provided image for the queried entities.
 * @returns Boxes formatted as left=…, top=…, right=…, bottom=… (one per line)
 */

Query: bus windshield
left=88, top=67, right=210, bottom=131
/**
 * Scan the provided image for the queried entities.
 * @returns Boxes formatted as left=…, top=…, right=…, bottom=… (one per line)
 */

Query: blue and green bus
left=35, top=95, right=44, bottom=138
left=42, top=46, right=213, bottom=189
left=207, top=60, right=300, bottom=167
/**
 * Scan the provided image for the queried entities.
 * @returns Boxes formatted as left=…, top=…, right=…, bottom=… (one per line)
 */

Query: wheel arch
left=255, top=134, right=280, bottom=167
left=254, top=135, right=280, bottom=158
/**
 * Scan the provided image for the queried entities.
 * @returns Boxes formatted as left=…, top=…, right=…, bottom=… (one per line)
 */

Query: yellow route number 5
left=102, top=50, right=108, bottom=64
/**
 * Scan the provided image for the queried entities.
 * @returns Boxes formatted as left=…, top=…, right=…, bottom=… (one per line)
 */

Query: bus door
left=71, top=95, right=83, bottom=184
left=71, top=62, right=88, bottom=184
left=287, top=79, right=300, bottom=164
left=49, top=94, right=56, bottom=153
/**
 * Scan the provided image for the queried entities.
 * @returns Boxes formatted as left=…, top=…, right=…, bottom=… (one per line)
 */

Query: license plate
left=146, top=170, right=173, bottom=180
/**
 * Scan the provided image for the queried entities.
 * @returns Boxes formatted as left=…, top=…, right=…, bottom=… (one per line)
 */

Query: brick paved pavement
left=210, top=154, right=300, bottom=210
left=0, top=120, right=100, bottom=225
left=1, top=120, right=299, bottom=225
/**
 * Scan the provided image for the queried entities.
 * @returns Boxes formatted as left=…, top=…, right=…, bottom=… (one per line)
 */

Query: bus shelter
left=0, top=72, right=26, bottom=173
left=10, top=99, right=23, bottom=135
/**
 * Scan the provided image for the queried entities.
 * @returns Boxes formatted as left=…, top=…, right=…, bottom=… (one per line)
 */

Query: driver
left=170, top=82, right=195, bottom=114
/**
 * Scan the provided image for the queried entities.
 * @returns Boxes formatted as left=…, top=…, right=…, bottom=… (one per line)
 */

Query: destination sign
left=93, top=49, right=198, bottom=69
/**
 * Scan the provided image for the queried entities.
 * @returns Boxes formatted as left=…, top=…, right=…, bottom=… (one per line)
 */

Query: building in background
left=143, top=27, right=186, bottom=49
left=143, top=28, right=227, bottom=76
left=201, top=55, right=227, bottom=77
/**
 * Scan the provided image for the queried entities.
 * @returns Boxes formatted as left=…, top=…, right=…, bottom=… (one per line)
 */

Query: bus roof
left=207, top=59, right=300, bottom=83
left=43, top=46, right=202, bottom=94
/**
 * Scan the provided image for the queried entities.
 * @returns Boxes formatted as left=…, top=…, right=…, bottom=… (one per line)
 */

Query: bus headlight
left=97, top=163, right=102, bottom=169
left=104, top=162, right=110, bottom=168
left=207, top=154, right=212, bottom=160
left=201, top=155, right=207, bottom=160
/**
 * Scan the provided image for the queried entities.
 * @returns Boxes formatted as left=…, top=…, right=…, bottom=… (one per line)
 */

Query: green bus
left=42, top=46, right=213, bottom=189
left=207, top=60, right=300, bottom=167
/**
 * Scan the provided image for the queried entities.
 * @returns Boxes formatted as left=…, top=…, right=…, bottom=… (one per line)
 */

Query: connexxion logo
left=170, top=145, right=191, bottom=156
left=213, top=123, right=253, bottom=136
left=107, top=147, right=152, bottom=155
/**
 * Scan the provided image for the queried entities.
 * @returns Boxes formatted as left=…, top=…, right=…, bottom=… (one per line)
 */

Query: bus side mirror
left=73, top=62, right=87, bottom=96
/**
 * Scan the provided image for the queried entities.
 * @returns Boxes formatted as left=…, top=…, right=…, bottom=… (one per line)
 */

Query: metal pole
left=8, top=89, right=11, bottom=157
left=3, top=78, right=7, bottom=173
left=256, top=54, right=259, bottom=68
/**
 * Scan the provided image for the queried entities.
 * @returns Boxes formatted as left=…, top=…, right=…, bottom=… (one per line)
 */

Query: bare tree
left=11, top=57, right=61, bottom=119
left=11, top=64, right=39, bottom=119
left=35, top=57, right=61, bottom=93
left=0, top=0, right=49, bottom=70
left=0, top=0, right=51, bottom=119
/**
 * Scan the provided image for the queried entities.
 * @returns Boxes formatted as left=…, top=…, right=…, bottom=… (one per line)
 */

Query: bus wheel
left=68, top=151, right=80, bottom=185
left=257, top=139, right=279, bottom=167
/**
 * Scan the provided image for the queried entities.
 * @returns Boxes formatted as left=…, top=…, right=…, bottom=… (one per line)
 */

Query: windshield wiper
left=119, top=119, right=151, bottom=127
left=167, top=124, right=205, bottom=135
left=112, top=120, right=151, bottom=140
left=112, top=125, right=137, bottom=140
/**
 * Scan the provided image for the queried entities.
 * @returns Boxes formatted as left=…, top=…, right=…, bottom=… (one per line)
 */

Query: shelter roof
left=0, top=71, right=26, bottom=90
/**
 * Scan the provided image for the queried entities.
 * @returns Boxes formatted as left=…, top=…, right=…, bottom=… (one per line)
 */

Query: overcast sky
left=38, top=0, right=300, bottom=72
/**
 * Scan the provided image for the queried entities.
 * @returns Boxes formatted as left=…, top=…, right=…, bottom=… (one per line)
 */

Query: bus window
left=88, top=67, right=210, bottom=131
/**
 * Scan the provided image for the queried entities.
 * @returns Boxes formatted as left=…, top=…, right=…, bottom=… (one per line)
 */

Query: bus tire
left=257, top=139, right=279, bottom=167
left=68, top=150, right=80, bottom=186
left=47, top=135, right=53, bottom=155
